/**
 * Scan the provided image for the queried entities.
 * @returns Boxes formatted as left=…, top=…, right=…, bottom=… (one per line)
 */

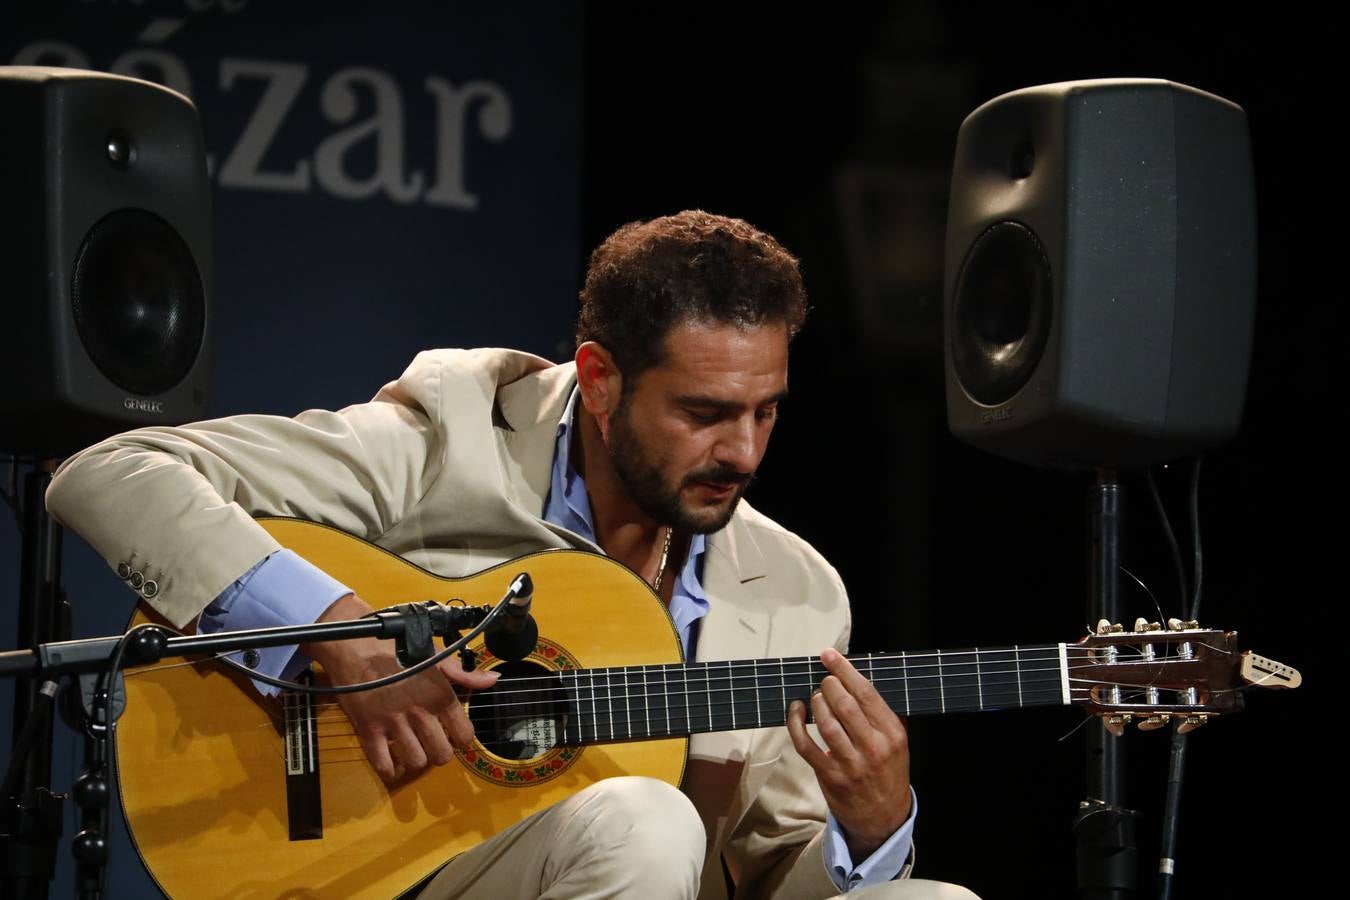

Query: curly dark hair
left=576, top=210, right=808, bottom=383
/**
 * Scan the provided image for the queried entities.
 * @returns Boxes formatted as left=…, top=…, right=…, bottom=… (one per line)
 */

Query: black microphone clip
left=377, top=601, right=487, bottom=668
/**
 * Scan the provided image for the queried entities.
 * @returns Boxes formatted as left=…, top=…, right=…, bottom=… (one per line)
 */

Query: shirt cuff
left=822, top=787, right=918, bottom=891
left=198, top=549, right=352, bottom=695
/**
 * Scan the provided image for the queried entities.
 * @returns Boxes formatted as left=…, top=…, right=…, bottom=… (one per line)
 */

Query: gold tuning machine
left=1178, top=715, right=1209, bottom=734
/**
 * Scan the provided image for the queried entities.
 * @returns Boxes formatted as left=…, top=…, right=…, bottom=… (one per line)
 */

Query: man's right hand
left=301, top=593, right=499, bottom=783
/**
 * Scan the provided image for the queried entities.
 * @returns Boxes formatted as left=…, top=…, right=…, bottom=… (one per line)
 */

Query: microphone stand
left=1073, top=469, right=1137, bottom=899
left=1, top=462, right=69, bottom=900
left=0, top=575, right=530, bottom=900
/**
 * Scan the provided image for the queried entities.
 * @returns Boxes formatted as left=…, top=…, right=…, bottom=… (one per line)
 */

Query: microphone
left=484, top=573, right=537, bottom=662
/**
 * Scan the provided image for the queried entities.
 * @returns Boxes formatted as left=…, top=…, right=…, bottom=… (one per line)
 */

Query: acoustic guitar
left=114, top=518, right=1298, bottom=898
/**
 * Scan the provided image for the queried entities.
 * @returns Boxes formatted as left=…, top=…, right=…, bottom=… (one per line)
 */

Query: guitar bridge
left=283, top=675, right=324, bottom=840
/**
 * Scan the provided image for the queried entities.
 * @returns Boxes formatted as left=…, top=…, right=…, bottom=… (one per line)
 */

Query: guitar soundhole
left=468, top=660, right=567, bottom=762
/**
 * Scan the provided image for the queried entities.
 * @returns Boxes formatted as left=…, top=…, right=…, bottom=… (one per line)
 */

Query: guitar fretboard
left=556, top=645, right=1071, bottom=745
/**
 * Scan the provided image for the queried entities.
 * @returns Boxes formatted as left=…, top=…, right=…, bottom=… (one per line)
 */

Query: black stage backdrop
left=2, top=2, right=1327, bottom=897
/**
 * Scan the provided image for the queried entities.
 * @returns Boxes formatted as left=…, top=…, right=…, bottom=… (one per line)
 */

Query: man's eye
left=756, top=406, right=779, bottom=422
left=688, top=410, right=720, bottom=423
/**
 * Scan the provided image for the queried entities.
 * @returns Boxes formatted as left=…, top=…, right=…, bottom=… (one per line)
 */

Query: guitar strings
left=296, top=673, right=1198, bottom=735
left=289, top=650, right=1201, bottom=722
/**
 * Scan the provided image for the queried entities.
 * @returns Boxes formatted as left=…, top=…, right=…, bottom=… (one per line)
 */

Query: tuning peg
left=1138, top=714, right=1170, bottom=731
left=1105, top=714, right=1131, bottom=736
left=1167, top=618, right=1184, bottom=631
left=1178, top=715, right=1209, bottom=734
left=1095, top=620, right=1124, bottom=635
left=1132, top=617, right=1162, bottom=633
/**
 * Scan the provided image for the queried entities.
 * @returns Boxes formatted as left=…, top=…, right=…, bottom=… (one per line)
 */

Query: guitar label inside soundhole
left=469, top=659, right=565, bottom=760
left=503, top=715, right=558, bottom=757
left=457, top=638, right=582, bottom=787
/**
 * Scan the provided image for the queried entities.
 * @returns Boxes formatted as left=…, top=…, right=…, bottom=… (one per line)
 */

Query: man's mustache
left=684, top=466, right=754, bottom=490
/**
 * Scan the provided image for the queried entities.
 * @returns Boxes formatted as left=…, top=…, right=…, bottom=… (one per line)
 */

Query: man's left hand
left=786, top=647, right=912, bottom=861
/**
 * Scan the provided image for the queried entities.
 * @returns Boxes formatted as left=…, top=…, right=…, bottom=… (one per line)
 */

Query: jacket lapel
left=685, top=509, right=777, bottom=851
left=696, top=511, right=770, bottom=663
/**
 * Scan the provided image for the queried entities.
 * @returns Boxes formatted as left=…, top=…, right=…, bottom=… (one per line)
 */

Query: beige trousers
left=419, top=776, right=978, bottom=900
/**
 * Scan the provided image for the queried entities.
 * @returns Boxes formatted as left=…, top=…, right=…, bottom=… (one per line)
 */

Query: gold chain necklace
left=651, top=526, right=674, bottom=593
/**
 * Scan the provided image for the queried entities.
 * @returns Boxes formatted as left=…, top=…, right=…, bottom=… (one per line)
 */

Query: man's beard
left=606, top=406, right=752, bottom=534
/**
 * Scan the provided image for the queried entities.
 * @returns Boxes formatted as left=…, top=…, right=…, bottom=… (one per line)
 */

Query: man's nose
left=713, top=417, right=762, bottom=475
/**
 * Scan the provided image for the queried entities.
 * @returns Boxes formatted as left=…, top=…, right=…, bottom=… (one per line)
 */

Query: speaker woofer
left=950, top=220, right=1052, bottom=407
left=71, top=209, right=206, bottom=397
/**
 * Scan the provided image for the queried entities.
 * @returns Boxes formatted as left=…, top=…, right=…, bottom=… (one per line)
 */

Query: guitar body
left=117, top=518, right=688, bottom=899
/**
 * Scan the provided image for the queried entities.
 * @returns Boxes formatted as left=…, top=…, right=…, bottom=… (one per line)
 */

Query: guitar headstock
left=1072, top=617, right=1300, bottom=734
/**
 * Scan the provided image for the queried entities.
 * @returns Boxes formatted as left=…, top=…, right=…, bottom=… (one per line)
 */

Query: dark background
left=3, top=2, right=1328, bottom=897
left=593, top=5, right=1328, bottom=896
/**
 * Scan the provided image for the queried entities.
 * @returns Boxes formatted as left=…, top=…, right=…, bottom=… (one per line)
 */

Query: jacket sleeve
left=45, top=373, right=442, bottom=628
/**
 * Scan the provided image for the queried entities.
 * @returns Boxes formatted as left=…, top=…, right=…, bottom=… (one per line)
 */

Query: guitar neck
left=558, top=644, right=1072, bottom=745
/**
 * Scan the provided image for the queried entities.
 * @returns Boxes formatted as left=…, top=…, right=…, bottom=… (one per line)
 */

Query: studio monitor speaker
left=0, top=66, right=210, bottom=459
left=943, top=79, right=1256, bottom=469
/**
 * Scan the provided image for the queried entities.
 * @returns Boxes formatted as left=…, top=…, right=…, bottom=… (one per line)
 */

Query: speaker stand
left=1073, top=471, right=1138, bottom=899
left=1, top=463, right=69, bottom=900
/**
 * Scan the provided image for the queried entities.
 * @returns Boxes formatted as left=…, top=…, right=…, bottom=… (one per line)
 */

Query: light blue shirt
left=542, top=389, right=711, bottom=657
left=198, top=386, right=914, bottom=890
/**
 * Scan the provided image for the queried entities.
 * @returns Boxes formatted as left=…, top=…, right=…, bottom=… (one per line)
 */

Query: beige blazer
left=47, top=347, right=889, bottom=899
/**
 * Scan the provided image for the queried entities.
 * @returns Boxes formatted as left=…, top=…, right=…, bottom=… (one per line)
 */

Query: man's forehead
left=645, top=320, right=790, bottom=396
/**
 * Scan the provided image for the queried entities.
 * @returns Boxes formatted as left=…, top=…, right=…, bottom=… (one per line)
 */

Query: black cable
left=1157, top=454, right=1204, bottom=900
left=76, top=622, right=154, bottom=900
left=211, top=602, right=499, bottom=695
left=1145, top=467, right=1188, bottom=618
left=1156, top=728, right=1188, bottom=900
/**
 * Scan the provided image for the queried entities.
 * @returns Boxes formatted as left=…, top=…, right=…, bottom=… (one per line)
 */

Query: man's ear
left=575, top=342, right=623, bottom=436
